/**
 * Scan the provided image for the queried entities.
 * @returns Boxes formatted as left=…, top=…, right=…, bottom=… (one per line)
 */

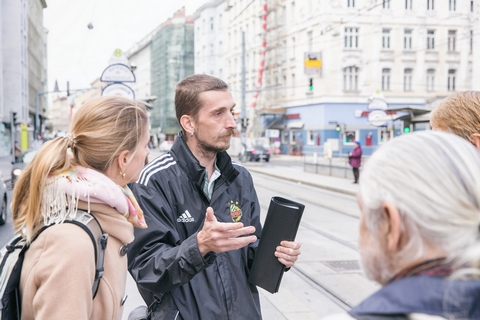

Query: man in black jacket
left=128, top=74, right=301, bottom=320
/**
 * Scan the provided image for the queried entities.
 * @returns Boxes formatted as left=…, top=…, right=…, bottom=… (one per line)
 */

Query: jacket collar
left=349, top=276, right=480, bottom=319
left=170, top=131, right=238, bottom=191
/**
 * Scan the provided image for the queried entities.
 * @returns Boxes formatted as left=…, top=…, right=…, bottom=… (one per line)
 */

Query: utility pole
left=240, top=31, right=247, bottom=162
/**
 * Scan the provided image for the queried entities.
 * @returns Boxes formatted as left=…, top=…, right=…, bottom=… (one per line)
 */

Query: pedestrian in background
left=348, top=140, right=362, bottom=184
left=128, top=74, right=301, bottom=320
left=14, top=140, right=21, bottom=162
left=324, top=131, right=480, bottom=319
left=12, top=96, right=150, bottom=319
left=430, top=90, right=480, bottom=150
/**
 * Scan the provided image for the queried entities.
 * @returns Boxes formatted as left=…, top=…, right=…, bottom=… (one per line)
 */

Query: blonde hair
left=12, top=96, right=149, bottom=242
left=430, top=91, right=480, bottom=143
left=359, top=131, right=480, bottom=277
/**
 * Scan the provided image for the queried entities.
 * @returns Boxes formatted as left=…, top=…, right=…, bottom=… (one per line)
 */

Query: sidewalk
left=0, top=156, right=13, bottom=182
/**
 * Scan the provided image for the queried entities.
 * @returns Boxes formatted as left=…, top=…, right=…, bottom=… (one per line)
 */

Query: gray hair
left=359, top=131, right=480, bottom=275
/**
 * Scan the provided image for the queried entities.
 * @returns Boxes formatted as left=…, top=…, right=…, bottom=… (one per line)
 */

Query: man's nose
left=226, top=112, right=237, bottom=129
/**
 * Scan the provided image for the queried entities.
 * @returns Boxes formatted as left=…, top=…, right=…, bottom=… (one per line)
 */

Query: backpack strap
left=64, top=210, right=108, bottom=299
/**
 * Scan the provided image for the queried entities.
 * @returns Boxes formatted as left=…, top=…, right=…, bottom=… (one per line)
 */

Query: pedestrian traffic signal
left=309, top=78, right=313, bottom=91
left=403, top=127, right=411, bottom=133
left=336, top=124, right=341, bottom=131
left=402, top=120, right=412, bottom=133
left=12, top=112, right=18, bottom=125
left=241, top=118, right=249, bottom=128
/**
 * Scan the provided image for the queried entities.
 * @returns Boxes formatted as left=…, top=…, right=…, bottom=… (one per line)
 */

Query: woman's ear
left=180, top=115, right=195, bottom=136
left=116, top=149, right=130, bottom=172
left=381, top=201, right=403, bottom=253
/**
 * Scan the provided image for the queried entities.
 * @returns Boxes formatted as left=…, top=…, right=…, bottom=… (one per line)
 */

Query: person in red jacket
left=349, top=140, right=362, bottom=184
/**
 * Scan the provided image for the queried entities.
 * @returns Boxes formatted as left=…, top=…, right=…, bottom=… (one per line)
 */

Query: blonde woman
left=12, top=96, right=150, bottom=319
left=430, top=91, right=480, bottom=149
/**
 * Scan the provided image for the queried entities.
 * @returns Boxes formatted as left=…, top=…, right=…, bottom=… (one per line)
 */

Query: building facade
left=27, top=0, right=48, bottom=138
left=150, top=7, right=194, bottom=138
left=193, top=0, right=228, bottom=81
left=1, top=0, right=36, bottom=156
left=220, top=0, right=479, bottom=156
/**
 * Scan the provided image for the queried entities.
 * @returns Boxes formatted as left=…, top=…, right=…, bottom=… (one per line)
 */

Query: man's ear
left=470, top=133, right=480, bottom=151
left=381, top=201, right=403, bottom=253
left=180, top=115, right=195, bottom=135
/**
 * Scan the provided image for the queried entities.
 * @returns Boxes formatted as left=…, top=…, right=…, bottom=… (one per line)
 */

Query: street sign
left=102, top=83, right=135, bottom=100
left=368, top=110, right=388, bottom=127
left=304, top=52, right=322, bottom=75
left=100, top=64, right=136, bottom=83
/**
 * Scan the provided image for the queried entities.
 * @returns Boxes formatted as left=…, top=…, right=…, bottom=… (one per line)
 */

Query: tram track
left=253, top=172, right=366, bottom=313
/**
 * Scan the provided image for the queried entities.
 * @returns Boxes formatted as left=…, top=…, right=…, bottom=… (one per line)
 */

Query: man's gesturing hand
left=197, top=207, right=257, bottom=257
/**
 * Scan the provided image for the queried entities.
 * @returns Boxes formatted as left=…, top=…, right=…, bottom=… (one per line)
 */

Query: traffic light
left=241, top=118, right=249, bottom=128
left=12, top=112, right=18, bottom=125
left=402, top=120, right=412, bottom=133
left=336, top=124, right=341, bottom=132
left=309, top=78, right=313, bottom=91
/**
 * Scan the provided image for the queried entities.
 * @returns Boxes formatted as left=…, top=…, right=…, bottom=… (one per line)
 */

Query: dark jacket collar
left=170, top=131, right=238, bottom=190
left=349, top=276, right=480, bottom=319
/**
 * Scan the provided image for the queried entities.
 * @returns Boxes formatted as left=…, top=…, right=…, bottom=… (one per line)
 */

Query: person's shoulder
left=138, top=152, right=178, bottom=186
left=321, top=313, right=355, bottom=320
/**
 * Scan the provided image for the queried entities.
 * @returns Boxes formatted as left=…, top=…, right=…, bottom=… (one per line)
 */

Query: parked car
left=246, top=145, right=270, bottom=162
left=11, top=149, right=38, bottom=188
left=0, top=172, right=8, bottom=225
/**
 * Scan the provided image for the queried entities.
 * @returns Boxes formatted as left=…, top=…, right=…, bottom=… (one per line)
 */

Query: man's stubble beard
left=359, top=233, right=396, bottom=285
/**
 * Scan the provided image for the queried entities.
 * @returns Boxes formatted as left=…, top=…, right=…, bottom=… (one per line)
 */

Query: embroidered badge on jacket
left=229, top=200, right=242, bottom=222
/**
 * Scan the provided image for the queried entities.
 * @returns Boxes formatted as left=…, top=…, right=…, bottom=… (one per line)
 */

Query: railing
left=303, top=155, right=366, bottom=180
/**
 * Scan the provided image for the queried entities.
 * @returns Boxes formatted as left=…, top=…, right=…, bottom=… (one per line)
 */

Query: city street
left=0, top=150, right=376, bottom=320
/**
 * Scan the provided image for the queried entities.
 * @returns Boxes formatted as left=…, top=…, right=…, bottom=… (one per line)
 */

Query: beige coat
left=20, top=201, right=135, bottom=320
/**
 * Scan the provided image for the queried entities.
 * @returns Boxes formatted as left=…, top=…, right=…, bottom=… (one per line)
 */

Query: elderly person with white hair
left=324, top=131, right=480, bottom=320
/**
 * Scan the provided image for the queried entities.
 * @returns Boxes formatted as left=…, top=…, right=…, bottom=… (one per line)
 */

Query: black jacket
left=128, top=132, right=263, bottom=320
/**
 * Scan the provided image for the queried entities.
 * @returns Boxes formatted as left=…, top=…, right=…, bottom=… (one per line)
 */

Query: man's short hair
left=174, top=74, right=229, bottom=127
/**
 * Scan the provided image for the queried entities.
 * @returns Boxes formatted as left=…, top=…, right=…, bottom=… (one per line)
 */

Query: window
left=470, top=30, right=473, bottom=53
left=404, top=29, right=412, bottom=49
left=347, top=0, right=355, bottom=7
left=472, top=0, right=474, bottom=12
left=404, top=68, right=413, bottom=91
left=405, top=0, right=412, bottom=9
left=448, top=30, right=456, bottom=51
left=307, top=130, right=315, bottom=145
left=291, top=1, right=295, bottom=21
left=379, top=130, right=392, bottom=144
left=427, top=30, right=435, bottom=49
left=344, top=27, right=359, bottom=48
left=343, top=66, right=359, bottom=91
left=383, top=0, right=390, bottom=8
left=382, top=29, right=391, bottom=49
left=307, top=31, right=313, bottom=52
left=426, top=69, right=435, bottom=91
left=449, top=0, right=456, bottom=10
left=291, top=73, right=296, bottom=96
left=210, top=17, right=214, bottom=30
left=448, top=69, right=456, bottom=91
left=382, top=68, right=391, bottom=91
left=291, top=37, right=296, bottom=58
left=427, top=0, right=434, bottom=10
left=344, top=131, right=358, bottom=145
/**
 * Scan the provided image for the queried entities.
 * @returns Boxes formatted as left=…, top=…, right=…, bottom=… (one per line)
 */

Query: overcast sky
left=43, top=0, right=206, bottom=92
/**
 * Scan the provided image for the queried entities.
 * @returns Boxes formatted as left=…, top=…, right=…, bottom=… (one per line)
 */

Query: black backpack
left=0, top=210, right=108, bottom=320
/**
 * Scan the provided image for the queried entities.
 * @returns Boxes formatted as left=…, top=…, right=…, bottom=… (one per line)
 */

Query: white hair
left=359, top=131, right=480, bottom=276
